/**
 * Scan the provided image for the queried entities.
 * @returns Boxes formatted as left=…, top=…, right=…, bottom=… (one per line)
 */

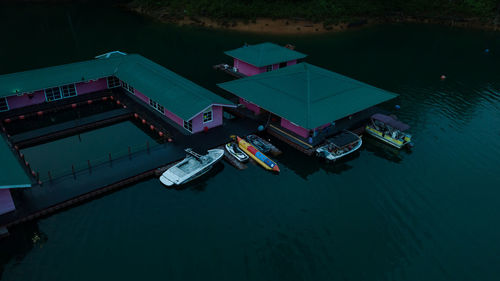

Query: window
left=61, top=84, right=77, bottom=98
left=149, top=99, right=164, bottom=113
left=45, top=84, right=77, bottom=102
left=203, top=108, right=213, bottom=123
left=45, top=87, right=62, bottom=101
left=279, top=62, right=287, bottom=68
left=0, top=98, right=9, bottom=112
left=121, top=81, right=134, bottom=94
left=266, top=65, right=273, bottom=72
left=183, top=120, right=192, bottom=132
left=107, top=76, right=120, bottom=88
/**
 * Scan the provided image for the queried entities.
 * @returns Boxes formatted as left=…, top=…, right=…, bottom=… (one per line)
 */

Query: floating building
left=224, top=42, right=307, bottom=76
left=0, top=51, right=238, bottom=227
left=218, top=61, right=397, bottom=153
left=0, top=52, right=235, bottom=134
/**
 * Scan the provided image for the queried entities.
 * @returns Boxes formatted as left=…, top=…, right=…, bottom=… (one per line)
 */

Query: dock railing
left=32, top=139, right=166, bottom=183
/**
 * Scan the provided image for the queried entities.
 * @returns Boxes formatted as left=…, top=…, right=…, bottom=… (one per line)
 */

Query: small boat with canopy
left=365, top=114, right=412, bottom=149
left=315, top=130, right=362, bottom=161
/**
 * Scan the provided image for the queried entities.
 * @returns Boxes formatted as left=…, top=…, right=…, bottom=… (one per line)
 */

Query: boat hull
left=159, top=149, right=224, bottom=186
left=365, top=126, right=408, bottom=149
left=317, top=138, right=363, bottom=161
left=225, top=143, right=249, bottom=162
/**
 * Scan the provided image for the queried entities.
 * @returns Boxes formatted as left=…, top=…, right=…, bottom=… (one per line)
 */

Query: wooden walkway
left=0, top=104, right=259, bottom=229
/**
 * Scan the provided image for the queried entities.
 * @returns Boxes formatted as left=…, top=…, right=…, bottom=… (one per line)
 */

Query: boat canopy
left=327, top=131, right=360, bottom=147
left=371, top=114, right=410, bottom=131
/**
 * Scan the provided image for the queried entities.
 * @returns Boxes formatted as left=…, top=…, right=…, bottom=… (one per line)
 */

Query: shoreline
left=129, top=5, right=499, bottom=35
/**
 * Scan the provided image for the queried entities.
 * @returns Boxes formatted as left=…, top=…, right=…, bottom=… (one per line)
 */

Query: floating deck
left=0, top=95, right=259, bottom=230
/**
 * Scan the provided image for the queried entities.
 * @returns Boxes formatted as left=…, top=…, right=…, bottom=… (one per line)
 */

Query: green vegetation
left=130, top=0, right=498, bottom=23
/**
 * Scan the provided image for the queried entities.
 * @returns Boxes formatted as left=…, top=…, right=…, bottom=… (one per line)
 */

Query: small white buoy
left=440, top=75, right=446, bottom=80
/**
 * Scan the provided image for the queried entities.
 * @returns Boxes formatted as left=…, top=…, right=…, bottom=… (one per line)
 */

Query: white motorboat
left=316, top=130, right=362, bottom=162
left=225, top=142, right=249, bottom=162
left=159, top=148, right=224, bottom=187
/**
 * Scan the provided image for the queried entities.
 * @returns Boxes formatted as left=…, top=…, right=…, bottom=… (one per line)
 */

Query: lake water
left=1, top=2, right=500, bottom=281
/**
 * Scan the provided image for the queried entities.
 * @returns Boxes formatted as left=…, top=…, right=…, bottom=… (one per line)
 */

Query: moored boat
left=365, top=114, right=412, bottom=149
left=159, top=148, right=224, bottom=186
left=246, top=134, right=271, bottom=153
left=316, top=130, right=362, bottom=161
left=225, top=142, right=249, bottom=162
left=236, top=136, right=279, bottom=172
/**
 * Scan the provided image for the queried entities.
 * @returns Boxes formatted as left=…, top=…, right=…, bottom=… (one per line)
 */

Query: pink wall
left=0, top=189, right=15, bottom=215
left=133, top=90, right=185, bottom=128
left=75, top=78, right=108, bottom=95
left=133, top=89, right=150, bottom=104
left=234, top=59, right=263, bottom=76
left=164, top=108, right=184, bottom=127
left=191, top=106, right=223, bottom=133
left=6, top=90, right=46, bottom=110
left=287, top=60, right=297, bottom=66
left=281, top=118, right=310, bottom=138
left=239, top=98, right=260, bottom=115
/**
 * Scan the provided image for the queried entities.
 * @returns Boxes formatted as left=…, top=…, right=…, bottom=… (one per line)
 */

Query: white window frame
left=44, top=84, right=77, bottom=102
left=203, top=107, right=213, bottom=123
left=0, top=97, right=9, bottom=112
left=107, top=76, right=120, bottom=88
left=61, top=84, right=77, bottom=98
left=121, top=81, right=134, bottom=94
left=149, top=99, right=164, bottom=113
left=183, top=120, right=192, bottom=132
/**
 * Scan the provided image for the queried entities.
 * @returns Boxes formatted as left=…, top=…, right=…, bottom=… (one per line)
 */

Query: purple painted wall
left=281, top=118, right=310, bottom=138
left=164, top=108, right=184, bottom=127
left=239, top=98, right=261, bottom=115
left=6, top=90, right=46, bottom=110
left=75, top=78, right=108, bottom=95
left=233, top=59, right=298, bottom=76
left=234, top=59, right=263, bottom=76
left=191, top=106, right=223, bottom=133
left=0, top=189, right=15, bottom=216
left=132, top=89, right=185, bottom=129
left=134, top=89, right=150, bottom=104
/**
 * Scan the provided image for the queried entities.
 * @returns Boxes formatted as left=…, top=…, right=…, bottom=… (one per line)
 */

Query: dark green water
left=1, top=2, right=500, bottom=281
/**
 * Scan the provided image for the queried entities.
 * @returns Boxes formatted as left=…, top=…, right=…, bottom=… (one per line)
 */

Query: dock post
left=48, top=171, right=52, bottom=182
left=36, top=172, right=39, bottom=182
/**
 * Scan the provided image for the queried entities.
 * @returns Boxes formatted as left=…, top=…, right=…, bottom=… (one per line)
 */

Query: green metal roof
left=224, top=42, right=307, bottom=68
left=218, top=63, right=398, bottom=129
left=0, top=136, right=31, bottom=189
left=0, top=53, right=233, bottom=121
